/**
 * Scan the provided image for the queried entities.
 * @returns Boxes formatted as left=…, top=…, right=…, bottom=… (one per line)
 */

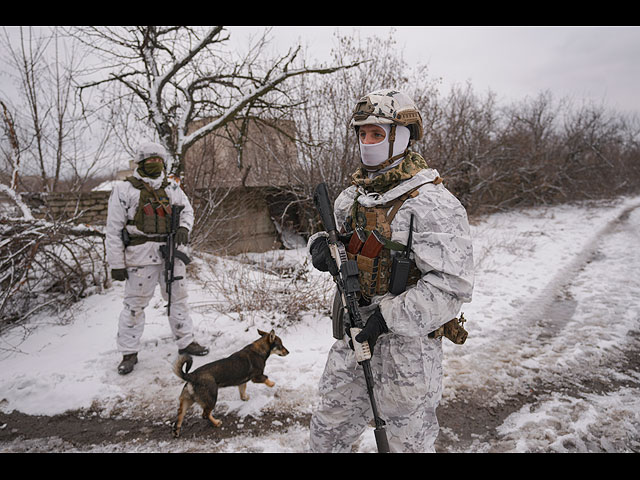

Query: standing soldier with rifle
left=308, top=89, right=474, bottom=452
left=106, top=142, right=209, bottom=375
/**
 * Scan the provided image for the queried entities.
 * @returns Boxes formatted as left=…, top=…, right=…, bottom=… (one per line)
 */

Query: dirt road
left=2, top=204, right=639, bottom=452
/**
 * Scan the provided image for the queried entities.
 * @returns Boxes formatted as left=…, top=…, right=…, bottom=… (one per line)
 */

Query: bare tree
left=256, top=29, right=440, bottom=236
left=0, top=27, right=115, bottom=333
left=70, top=26, right=361, bottom=182
left=0, top=26, right=117, bottom=193
left=422, top=85, right=640, bottom=214
left=0, top=100, right=22, bottom=193
left=1, top=27, right=52, bottom=190
left=416, top=82, right=501, bottom=209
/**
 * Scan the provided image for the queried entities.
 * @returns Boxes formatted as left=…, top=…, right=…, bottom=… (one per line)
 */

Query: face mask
left=359, top=135, right=390, bottom=167
left=138, top=161, right=164, bottom=178
left=359, top=124, right=411, bottom=169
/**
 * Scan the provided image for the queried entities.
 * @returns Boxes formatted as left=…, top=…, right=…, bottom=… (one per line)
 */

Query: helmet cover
left=350, top=89, right=423, bottom=140
left=135, top=142, right=168, bottom=164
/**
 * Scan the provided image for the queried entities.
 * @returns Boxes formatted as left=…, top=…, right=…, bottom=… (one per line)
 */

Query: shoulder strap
left=126, top=176, right=172, bottom=214
left=385, top=186, right=420, bottom=225
left=385, top=176, right=443, bottom=224
left=350, top=175, right=444, bottom=233
left=126, top=175, right=170, bottom=191
left=126, top=176, right=145, bottom=190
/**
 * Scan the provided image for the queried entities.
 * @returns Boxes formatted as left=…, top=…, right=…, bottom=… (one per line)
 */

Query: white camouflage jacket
left=329, top=167, right=474, bottom=337
left=105, top=172, right=194, bottom=269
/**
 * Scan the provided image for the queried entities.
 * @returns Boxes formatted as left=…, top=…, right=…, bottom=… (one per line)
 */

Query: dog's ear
left=258, top=329, right=267, bottom=336
left=269, top=329, right=276, bottom=342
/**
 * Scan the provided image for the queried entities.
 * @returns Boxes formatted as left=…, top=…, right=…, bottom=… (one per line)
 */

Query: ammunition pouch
left=126, top=176, right=172, bottom=235
left=348, top=186, right=426, bottom=301
left=346, top=232, right=421, bottom=302
left=428, top=313, right=468, bottom=344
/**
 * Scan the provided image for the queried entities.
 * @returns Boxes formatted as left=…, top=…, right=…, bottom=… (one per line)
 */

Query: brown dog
left=171, top=329, right=289, bottom=438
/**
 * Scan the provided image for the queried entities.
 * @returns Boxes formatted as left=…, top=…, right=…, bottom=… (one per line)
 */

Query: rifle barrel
left=313, top=182, right=390, bottom=453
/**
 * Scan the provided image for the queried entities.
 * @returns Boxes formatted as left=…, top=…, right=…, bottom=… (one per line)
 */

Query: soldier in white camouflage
left=106, top=142, right=209, bottom=375
left=308, top=89, right=475, bottom=452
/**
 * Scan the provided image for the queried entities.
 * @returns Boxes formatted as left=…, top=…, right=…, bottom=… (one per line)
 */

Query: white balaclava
left=359, top=124, right=411, bottom=171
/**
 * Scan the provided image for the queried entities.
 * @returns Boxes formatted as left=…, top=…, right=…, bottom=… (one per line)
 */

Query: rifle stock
left=313, top=182, right=390, bottom=453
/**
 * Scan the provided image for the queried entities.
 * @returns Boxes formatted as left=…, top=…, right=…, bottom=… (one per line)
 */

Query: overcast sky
left=230, top=26, right=640, bottom=117
left=2, top=26, right=638, bottom=118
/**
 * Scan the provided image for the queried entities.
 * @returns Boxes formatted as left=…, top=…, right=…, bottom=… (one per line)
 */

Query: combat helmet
left=350, top=89, right=423, bottom=170
left=350, top=89, right=423, bottom=141
left=135, top=141, right=168, bottom=164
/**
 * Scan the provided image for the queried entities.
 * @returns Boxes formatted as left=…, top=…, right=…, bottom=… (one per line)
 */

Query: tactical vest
left=339, top=177, right=469, bottom=345
left=126, top=176, right=173, bottom=236
left=347, top=184, right=433, bottom=300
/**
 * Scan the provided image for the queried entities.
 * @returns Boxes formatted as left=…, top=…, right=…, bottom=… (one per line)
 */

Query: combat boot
left=117, top=353, right=138, bottom=375
left=178, top=341, right=209, bottom=356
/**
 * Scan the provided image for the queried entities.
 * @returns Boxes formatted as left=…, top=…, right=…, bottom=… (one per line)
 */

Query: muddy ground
left=2, top=204, right=640, bottom=453
left=1, top=331, right=638, bottom=453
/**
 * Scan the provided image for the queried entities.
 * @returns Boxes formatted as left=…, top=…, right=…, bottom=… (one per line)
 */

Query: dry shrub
left=0, top=218, right=108, bottom=333
left=190, top=251, right=334, bottom=329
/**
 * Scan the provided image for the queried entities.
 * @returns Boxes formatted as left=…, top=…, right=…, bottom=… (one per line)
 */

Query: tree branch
left=180, top=56, right=362, bottom=152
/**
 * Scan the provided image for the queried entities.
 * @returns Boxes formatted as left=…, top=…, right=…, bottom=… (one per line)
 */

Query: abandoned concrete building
left=18, top=118, right=308, bottom=255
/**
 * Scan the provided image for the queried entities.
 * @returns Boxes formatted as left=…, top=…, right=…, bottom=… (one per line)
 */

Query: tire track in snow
left=436, top=201, right=640, bottom=452
left=474, top=201, right=640, bottom=390
left=520, top=201, right=640, bottom=338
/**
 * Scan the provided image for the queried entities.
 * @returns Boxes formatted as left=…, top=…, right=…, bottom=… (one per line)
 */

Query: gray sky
left=2, top=26, right=638, bottom=118
left=232, top=26, right=640, bottom=117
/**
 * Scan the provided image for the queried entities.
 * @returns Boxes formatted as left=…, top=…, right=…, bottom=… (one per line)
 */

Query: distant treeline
left=414, top=86, right=640, bottom=215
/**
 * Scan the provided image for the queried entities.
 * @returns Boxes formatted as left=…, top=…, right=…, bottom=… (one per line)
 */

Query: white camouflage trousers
left=309, top=333, right=443, bottom=453
left=117, top=262, right=194, bottom=354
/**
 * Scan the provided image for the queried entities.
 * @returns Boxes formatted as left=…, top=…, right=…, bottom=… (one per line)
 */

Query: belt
left=127, top=234, right=167, bottom=246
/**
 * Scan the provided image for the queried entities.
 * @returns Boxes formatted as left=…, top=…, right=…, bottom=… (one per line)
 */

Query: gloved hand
left=309, top=236, right=338, bottom=276
left=353, top=307, right=389, bottom=354
left=111, top=268, right=128, bottom=281
left=176, top=227, right=189, bottom=245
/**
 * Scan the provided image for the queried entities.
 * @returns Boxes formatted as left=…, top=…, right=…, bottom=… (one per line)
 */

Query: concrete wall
left=190, top=187, right=284, bottom=254
left=22, top=191, right=111, bottom=225
left=20, top=187, right=284, bottom=255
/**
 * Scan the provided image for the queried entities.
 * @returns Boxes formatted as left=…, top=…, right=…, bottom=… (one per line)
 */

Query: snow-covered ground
left=1, top=195, right=640, bottom=453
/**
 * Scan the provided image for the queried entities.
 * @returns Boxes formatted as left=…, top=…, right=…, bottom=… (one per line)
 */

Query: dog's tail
left=173, top=354, right=194, bottom=382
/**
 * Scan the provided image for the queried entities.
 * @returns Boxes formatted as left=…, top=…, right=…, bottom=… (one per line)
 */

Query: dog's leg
left=238, top=382, right=250, bottom=401
left=172, top=389, right=194, bottom=438
left=202, top=407, right=222, bottom=427
left=251, top=374, right=275, bottom=387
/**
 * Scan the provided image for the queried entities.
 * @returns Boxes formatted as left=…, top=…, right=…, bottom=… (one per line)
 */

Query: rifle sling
left=126, top=234, right=167, bottom=246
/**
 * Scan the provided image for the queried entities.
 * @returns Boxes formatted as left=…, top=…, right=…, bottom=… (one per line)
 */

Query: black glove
left=176, top=227, right=189, bottom=245
left=309, top=236, right=338, bottom=276
left=354, top=307, right=389, bottom=354
left=111, top=268, right=128, bottom=281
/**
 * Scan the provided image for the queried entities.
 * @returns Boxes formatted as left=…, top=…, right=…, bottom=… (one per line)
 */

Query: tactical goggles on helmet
left=351, top=93, right=423, bottom=141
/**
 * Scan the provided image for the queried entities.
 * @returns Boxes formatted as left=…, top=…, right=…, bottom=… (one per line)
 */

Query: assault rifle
left=313, top=182, right=390, bottom=453
left=159, top=204, right=191, bottom=316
